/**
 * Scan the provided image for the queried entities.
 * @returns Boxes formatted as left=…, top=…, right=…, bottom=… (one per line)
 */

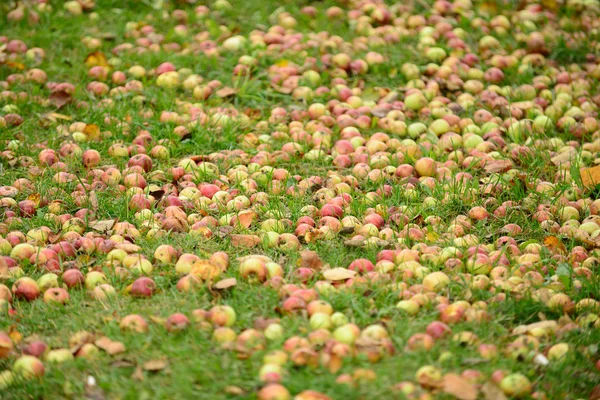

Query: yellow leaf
left=543, top=236, right=566, bottom=255
left=84, top=51, right=109, bottom=68
left=83, top=124, right=101, bottom=141
left=275, top=59, right=290, bottom=67
left=27, top=193, right=41, bottom=207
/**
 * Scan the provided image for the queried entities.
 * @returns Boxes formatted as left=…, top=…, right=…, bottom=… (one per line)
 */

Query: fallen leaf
left=110, top=359, right=136, bottom=368
left=580, top=165, right=600, bottom=188
left=215, top=87, right=238, bottom=98
left=232, top=211, right=257, bottom=229
left=213, top=278, right=237, bottom=290
left=322, top=268, right=357, bottom=281
left=215, top=226, right=234, bottom=238
left=143, top=359, right=167, bottom=371
left=83, top=124, right=101, bottom=141
left=481, top=382, right=507, bottom=400
left=344, top=239, right=366, bottom=247
left=90, top=220, right=115, bottom=232
left=483, top=160, right=513, bottom=174
left=230, top=234, right=261, bottom=247
left=27, top=193, right=41, bottom=207
left=442, top=373, right=478, bottom=400
left=49, top=90, right=72, bottom=109
left=224, top=386, right=246, bottom=395
left=95, top=337, right=126, bottom=355
left=543, top=236, right=567, bottom=255
left=297, top=250, right=323, bottom=271
left=149, top=316, right=165, bottom=325
left=131, top=366, right=145, bottom=381
left=89, top=191, right=99, bottom=211
left=85, top=51, right=109, bottom=68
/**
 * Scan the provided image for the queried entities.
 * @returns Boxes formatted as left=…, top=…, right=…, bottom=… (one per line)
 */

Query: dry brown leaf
left=297, top=250, right=323, bottom=271
left=224, top=386, right=246, bottom=396
left=89, top=191, right=99, bottom=211
left=110, top=359, right=136, bottom=368
left=543, top=236, right=566, bottom=255
left=143, top=359, right=167, bottom=371
left=85, top=51, right=109, bottom=68
left=322, top=268, right=356, bottom=281
left=131, top=366, right=145, bottom=381
left=483, top=160, right=513, bottom=174
left=149, top=316, right=165, bottom=325
left=49, top=90, right=72, bottom=109
left=344, top=239, right=366, bottom=247
left=481, top=382, right=507, bottom=400
left=230, top=234, right=261, bottom=247
left=442, top=373, right=478, bottom=400
left=95, top=337, right=126, bottom=355
left=90, top=220, right=115, bottom=232
left=213, top=278, right=237, bottom=290
left=215, top=87, right=238, bottom=98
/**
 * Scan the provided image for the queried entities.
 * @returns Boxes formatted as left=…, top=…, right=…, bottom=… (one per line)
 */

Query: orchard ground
left=1, top=0, right=600, bottom=399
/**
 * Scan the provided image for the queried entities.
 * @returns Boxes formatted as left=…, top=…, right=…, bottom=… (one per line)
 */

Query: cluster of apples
left=2, top=0, right=600, bottom=397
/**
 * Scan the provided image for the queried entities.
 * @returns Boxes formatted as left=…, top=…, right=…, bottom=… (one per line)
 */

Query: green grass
left=1, top=0, right=600, bottom=398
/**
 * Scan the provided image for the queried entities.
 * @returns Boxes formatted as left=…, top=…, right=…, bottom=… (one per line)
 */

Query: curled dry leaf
left=142, top=359, right=167, bottom=371
left=297, top=250, right=323, bottom=271
left=131, top=366, right=145, bottom=381
left=230, top=234, right=261, bottom=247
left=224, top=386, right=246, bottom=396
left=442, top=373, right=478, bottom=400
left=481, top=382, right=508, bottom=400
left=322, top=268, right=356, bottom=281
left=95, top=337, right=126, bottom=355
left=49, top=90, right=72, bottom=109
left=215, top=87, right=238, bottom=98
left=89, top=190, right=99, bottom=212
left=213, top=277, right=237, bottom=290
left=483, top=159, right=513, bottom=174
left=90, top=220, right=115, bottom=233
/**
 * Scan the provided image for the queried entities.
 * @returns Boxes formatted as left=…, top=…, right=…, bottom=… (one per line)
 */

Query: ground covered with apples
left=1, top=0, right=600, bottom=398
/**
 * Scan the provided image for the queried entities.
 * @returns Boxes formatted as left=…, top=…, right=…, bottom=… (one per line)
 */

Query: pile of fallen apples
left=2, top=0, right=600, bottom=397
